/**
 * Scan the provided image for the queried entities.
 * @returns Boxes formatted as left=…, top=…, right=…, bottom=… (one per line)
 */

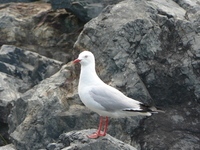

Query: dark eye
left=84, top=55, right=88, bottom=58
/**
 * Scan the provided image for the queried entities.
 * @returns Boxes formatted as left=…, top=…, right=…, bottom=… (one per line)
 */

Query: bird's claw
left=87, top=132, right=106, bottom=139
left=87, top=133, right=99, bottom=139
left=94, top=131, right=106, bottom=136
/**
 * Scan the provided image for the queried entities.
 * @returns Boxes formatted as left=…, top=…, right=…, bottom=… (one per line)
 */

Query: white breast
left=78, top=85, right=105, bottom=113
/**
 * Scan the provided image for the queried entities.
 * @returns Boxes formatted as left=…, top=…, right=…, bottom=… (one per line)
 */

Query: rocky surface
left=75, top=0, right=200, bottom=149
left=8, top=63, right=75, bottom=150
left=0, top=2, right=84, bottom=63
left=0, top=0, right=200, bottom=150
left=0, top=144, right=16, bottom=150
left=51, top=0, right=124, bottom=22
left=2, top=45, right=142, bottom=149
left=0, top=0, right=50, bottom=4
left=0, top=45, right=63, bottom=147
left=47, top=129, right=137, bottom=150
left=0, top=0, right=34, bottom=3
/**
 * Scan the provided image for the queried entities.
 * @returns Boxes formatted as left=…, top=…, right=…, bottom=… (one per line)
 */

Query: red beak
left=73, top=59, right=81, bottom=63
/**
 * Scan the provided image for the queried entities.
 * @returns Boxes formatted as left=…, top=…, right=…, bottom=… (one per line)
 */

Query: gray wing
left=89, top=85, right=141, bottom=112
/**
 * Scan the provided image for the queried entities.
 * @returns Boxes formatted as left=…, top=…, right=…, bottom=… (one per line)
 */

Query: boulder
left=8, top=64, right=75, bottom=150
left=0, top=2, right=83, bottom=63
left=47, top=129, right=137, bottom=150
left=51, top=0, right=124, bottom=22
left=7, top=52, right=144, bottom=149
left=0, top=45, right=63, bottom=147
left=74, top=0, right=200, bottom=149
left=0, top=0, right=51, bottom=4
left=0, top=144, right=16, bottom=150
left=0, top=3, right=145, bottom=149
left=1, top=0, right=200, bottom=149
left=0, top=0, right=35, bottom=3
left=0, top=45, right=63, bottom=91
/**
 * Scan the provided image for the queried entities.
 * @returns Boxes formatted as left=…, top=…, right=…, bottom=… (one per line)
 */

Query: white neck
left=79, top=63, right=103, bottom=87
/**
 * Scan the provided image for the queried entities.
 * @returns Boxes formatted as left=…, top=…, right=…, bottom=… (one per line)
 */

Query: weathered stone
left=0, top=2, right=83, bottom=63
left=51, top=0, right=124, bottom=22
left=1, top=0, right=200, bottom=149
left=74, top=0, right=200, bottom=149
left=0, top=0, right=50, bottom=4
left=0, top=122, right=10, bottom=146
left=0, top=144, right=16, bottom=150
left=47, top=129, right=137, bottom=150
left=7, top=64, right=72, bottom=150
left=0, top=45, right=63, bottom=93
left=132, top=104, right=200, bottom=150
left=7, top=63, right=144, bottom=149
left=0, top=45, right=63, bottom=147
left=4, top=45, right=144, bottom=149
left=0, top=0, right=35, bottom=3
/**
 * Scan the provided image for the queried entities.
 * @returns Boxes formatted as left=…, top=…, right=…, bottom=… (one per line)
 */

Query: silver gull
left=73, top=51, right=163, bottom=138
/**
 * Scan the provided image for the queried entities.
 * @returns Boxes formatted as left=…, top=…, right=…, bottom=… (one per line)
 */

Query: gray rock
left=74, top=0, right=200, bottom=149
left=7, top=61, right=143, bottom=149
left=47, top=129, right=137, bottom=150
left=0, top=44, right=62, bottom=124
left=2, top=45, right=143, bottom=149
left=0, top=2, right=82, bottom=63
left=0, top=45, right=63, bottom=147
left=0, top=122, right=10, bottom=146
left=0, top=0, right=35, bottom=3
left=50, top=0, right=124, bottom=22
left=1, top=0, right=200, bottom=149
left=0, top=144, right=16, bottom=150
left=7, top=64, right=72, bottom=150
left=0, top=0, right=50, bottom=3
left=0, top=45, right=63, bottom=93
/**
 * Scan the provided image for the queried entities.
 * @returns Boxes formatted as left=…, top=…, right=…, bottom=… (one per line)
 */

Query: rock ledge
left=47, top=129, right=137, bottom=150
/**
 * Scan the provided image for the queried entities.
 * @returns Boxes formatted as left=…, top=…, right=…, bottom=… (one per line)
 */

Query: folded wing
left=89, top=85, right=144, bottom=112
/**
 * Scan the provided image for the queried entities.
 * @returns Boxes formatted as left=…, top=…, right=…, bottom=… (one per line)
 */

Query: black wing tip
left=123, top=103, right=165, bottom=113
left=140, top=103, right=165, bottom=113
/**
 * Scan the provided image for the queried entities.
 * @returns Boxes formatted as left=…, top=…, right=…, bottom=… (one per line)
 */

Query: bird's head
left=73, top=51, right=95, bottom=66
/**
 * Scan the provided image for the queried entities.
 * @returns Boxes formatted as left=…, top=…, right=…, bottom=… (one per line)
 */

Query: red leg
left=87, top=116, right=104, bottom=139
left=97, top=116, right=104, bottom=133
left=99, top=116, right=109, bottom=136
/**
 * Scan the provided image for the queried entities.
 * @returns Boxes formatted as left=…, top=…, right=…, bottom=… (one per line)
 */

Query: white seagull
left=73, top=51, right=162, bottom=139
